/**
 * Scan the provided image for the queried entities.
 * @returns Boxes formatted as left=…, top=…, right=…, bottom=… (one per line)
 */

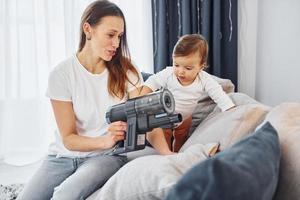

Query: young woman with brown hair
left=17, top=1, right=171, bottom=199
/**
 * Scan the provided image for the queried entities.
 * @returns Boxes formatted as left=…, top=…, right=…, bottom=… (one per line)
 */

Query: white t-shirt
left=46, top=54, right=142, bottom=157
left=144, top=67, right=235, bottom=120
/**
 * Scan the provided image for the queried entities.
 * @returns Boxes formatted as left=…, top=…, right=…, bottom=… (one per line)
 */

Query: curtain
left=0, top=0, right=84, bottom=166
left=0, top=0, right=153, bottom=166
left=152, top=0, right=238, bottom=88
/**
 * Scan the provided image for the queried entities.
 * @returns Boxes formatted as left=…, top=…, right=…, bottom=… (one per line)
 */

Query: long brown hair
left=173, top=34, right=209, bottom=68
left=78, top=0, right=140, bottom=99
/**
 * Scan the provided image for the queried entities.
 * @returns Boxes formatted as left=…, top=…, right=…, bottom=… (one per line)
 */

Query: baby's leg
left=173, top=116, right=192, bottom=152
left=163, top=128, right=173, bottom=151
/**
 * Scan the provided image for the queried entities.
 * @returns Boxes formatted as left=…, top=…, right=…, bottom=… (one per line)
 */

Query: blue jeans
left=17, top=154, right=127, bottom=200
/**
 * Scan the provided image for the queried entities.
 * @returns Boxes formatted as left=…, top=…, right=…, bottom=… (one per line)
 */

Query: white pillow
left=182, top=93, right=270, bottom=152
left=96, top=143, right=219, bottom=200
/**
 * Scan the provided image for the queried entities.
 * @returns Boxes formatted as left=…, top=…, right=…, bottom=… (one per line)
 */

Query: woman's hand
left=103, top=121, right=127, bottom=149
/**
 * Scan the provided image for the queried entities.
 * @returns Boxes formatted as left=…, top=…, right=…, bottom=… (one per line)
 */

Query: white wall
left=238, top=0, right=258, bottom=99
left=238, top=0, right=300, bottom=106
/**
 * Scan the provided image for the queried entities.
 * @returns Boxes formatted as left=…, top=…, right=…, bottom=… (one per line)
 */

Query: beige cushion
left=263, top=103, right=300, bottom=200
left=96, top=143, right=219, bottom=200
left=182, top=93, right=270, bottom=152
left=86, top=146, right=159, bottom=200
left=126, top=146, right=158, bottom=161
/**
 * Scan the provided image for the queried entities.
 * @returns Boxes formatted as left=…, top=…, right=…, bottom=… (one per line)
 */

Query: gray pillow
left=188, top=77, right=234, bottom=135
left=96, top=143, right=219, bottom=200
left=166, top=122, right=281, bottom=200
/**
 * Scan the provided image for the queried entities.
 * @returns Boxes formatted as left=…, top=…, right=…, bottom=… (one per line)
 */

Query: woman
left=17, top=1, right=172, bottom=199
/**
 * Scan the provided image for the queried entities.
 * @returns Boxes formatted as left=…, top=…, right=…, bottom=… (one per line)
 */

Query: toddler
left=141, top=34, right=235, bottom=152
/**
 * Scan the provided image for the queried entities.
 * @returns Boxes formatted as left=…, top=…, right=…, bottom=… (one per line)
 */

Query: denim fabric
left=165, top=122, right=280, bottom=200
left=17, top=154, right=127, bottom=200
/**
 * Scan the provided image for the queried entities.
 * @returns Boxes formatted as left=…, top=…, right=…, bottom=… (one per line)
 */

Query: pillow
left=141, top=72, right=152, bottom=81
left=126, top=146, right=158, bottom=161
left=182, top=93, right=270, bottom=152
left=96, top=143, right=219, bottom=200
left=189, top=77, right=235, bottom=135
left=166, top=122, right=280, bottom=200
left=261, top=103, right=300, bottom=200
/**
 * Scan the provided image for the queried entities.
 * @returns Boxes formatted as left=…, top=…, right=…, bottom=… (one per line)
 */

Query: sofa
left=86, top=76, right=300, bottom=200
